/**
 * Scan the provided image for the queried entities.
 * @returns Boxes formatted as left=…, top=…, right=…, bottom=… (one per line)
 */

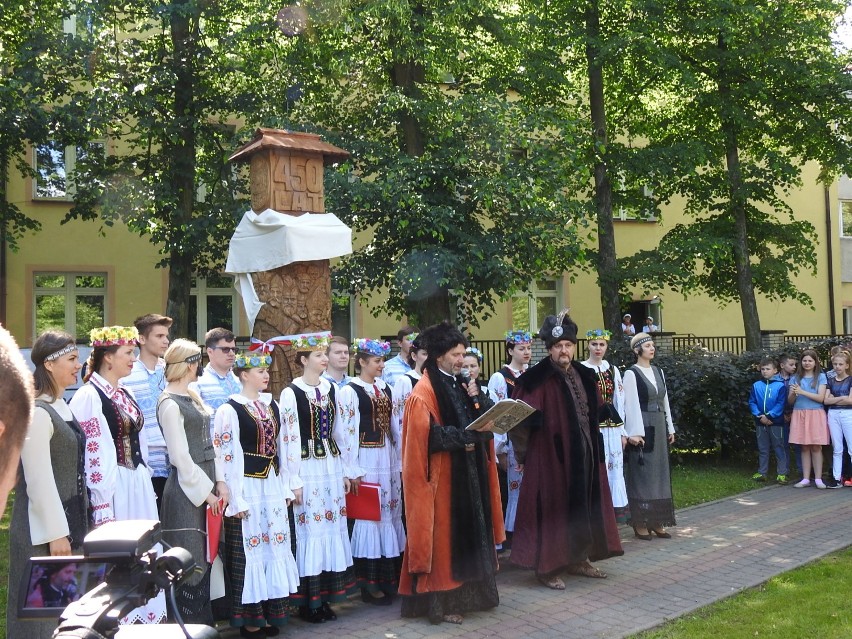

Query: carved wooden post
left=227, top=129, right=351, bottom=396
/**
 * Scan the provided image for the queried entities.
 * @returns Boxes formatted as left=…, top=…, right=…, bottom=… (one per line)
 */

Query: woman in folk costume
left=7, top=331, right=89, bottom=639
left=581, top=329, right=629, bottom=523
left=69, top=325, right=166, bottom=624
left=622, top=332, right=677, bottom=540
left=278, top=333, right=356, bottom=624
left=337, top=338, right=405, bottom=605
left=213, top=351, right=300, bottom=637
left=399, top=321, right=504, bottom=625
left=487, top=330, right=532, bottom=556
left=392, top=335, right=426, bottom=426
left=157, top=339, right=229, bottom=625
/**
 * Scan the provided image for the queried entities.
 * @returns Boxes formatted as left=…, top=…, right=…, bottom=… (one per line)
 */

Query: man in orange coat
left=399, top=321, right=505, bottom=625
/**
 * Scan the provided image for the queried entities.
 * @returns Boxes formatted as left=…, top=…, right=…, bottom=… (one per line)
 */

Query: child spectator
left=748, top=358, right=789, bottom=483
left=778, top=354, right=802, bottom=477
left=788, top=349, right=828, bottom=489
left=823, top=350, right=852, bottom=488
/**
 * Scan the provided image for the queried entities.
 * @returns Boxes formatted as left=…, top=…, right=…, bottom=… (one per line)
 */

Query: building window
left=34, top=273, right=106, bottom=342
left=841, top=201, right=852, bottom=237
left=615, top=181, right=657, bottom=222
left=33, top=140, right=105, bottom=200
left=189, top=275, right=238, bottom=342
left=512, top=278, right=559, bottom=332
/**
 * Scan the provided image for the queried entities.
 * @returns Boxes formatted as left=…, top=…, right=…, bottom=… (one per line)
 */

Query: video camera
left=18, top=520, right=218, bottom=639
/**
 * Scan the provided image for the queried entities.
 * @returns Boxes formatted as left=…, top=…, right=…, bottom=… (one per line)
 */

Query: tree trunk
left=717, top=34, right=761, bottom=351
left=585, top=2, right=622, bottom=336
left=166, top=0, right=197, bottom=338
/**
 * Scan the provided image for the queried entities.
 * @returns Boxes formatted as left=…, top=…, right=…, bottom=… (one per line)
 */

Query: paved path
left=219, top=484, right=852, bottom=638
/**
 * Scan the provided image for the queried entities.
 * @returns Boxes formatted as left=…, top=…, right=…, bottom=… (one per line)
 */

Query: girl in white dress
left=581, top=329, right=629, bottom=523
left=69, top=325, right=166, bottom=625
left=213, top=351, right=300, bottom=637
left=279, top=333, right=356, bottom=624
left=338, top=338, right=405, bottom=605
left=487, top=330, right=532, bottom=554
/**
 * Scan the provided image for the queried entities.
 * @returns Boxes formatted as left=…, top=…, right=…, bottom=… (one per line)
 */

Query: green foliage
left=0, top=0, right=94, bottom=248
left=623, top=0, right=852, bottom=336
left=277, top=0, right=591, bottom=326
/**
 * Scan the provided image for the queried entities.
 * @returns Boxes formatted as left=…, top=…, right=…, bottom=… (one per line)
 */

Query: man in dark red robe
left=509, top=311, right=623, bottom=589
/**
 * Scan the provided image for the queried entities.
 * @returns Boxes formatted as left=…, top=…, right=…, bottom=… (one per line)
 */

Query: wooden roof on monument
left=228, top=128, right=350, bottom=164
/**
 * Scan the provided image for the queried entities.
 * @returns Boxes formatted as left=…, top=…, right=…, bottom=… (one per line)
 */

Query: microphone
left=459, top=369, right=481, bottom=411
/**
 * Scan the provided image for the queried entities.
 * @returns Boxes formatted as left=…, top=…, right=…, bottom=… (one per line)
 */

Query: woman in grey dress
left=7, top=331, right=88, bottom=639
left=622, top=333, right=677, bottom=540
left=157, top=339, right=229, bottom=625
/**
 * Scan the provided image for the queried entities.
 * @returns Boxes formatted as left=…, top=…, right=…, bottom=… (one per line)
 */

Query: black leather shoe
left=320, top=602, right=337, bottom=620
left=264, top=626, right=280, bottom=636
left=633, top=526, right=653, bottom=540
left=240, top=628, right=264, bottom=638
left=298, top=606, right=326, bottom=624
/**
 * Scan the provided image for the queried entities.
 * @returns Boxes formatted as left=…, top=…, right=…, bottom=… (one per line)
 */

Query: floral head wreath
left=505, top=330, right=533, bottom=344
left=352, top=338, right=391, bottom=358
left=90, top=326, right=139, bottom=348
left=465, top=346, right=483, bottom=363
left=234, top=352, right=273, bottom=369
left=292, top=333, right=332, bottom=352
left=585, top=329, right=613, bottom=341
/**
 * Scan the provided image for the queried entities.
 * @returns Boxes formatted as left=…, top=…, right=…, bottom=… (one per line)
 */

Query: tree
left=624, top=0, right=852, bottom=349
left=0, top=1, right=95, bottom=321
left=64, top=0, right=292, bottom=336
left=273, top=0, right=591, bottom=328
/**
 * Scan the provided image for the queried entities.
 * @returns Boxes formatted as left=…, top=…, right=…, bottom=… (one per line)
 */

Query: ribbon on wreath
left=248, top=331, right=333, bottom=354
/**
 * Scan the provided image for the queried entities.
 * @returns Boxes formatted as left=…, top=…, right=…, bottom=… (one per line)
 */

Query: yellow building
left=2, top=138, right=848, bottom=349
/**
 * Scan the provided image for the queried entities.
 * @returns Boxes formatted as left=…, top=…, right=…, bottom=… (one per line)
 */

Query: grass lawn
left=670, top=454, right=757, bottom=509
left=632, top=547, right=852, bottom=639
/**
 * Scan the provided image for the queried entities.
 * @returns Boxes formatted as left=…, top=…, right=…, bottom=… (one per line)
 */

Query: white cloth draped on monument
left=225, top=209, right=353, bottom=332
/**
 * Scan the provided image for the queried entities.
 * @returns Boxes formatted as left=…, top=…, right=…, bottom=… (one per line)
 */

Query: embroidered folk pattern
left=301, top=387, right=340, bottom=460
left=360, top=386, right=392, bottom=449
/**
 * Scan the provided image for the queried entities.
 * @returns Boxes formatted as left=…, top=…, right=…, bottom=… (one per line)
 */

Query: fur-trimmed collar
left=517, top=356, right=597, bottom=392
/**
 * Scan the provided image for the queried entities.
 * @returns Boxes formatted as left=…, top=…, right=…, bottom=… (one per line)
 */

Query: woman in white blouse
left=622, top=333, right=677, bottom=541
left=157, top=339, right=229, bottom=625
left=7, top=331, right=88, bottom=638
left=69, top=325, right=166, bottom=624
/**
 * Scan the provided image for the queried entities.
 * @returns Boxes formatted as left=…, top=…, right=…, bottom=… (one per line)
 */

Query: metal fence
left=671, top=335, right=748, bottom=354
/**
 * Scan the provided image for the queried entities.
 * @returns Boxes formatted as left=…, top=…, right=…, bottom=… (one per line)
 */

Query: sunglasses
left=210, top=346, right=237, bottom=354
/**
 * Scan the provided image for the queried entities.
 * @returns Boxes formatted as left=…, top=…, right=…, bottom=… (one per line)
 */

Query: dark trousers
left=756, top=424, right=788, bottom=476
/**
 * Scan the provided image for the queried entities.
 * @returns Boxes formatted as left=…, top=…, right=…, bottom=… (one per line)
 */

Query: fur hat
left=539, top=309, right=578, bottom=348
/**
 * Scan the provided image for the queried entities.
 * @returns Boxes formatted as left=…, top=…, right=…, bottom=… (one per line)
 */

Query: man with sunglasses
left=191, top=327, right=241, bottom=412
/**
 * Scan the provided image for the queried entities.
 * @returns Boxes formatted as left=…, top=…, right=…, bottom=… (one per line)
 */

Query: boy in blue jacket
left=748, top=357, right=789, bottom=483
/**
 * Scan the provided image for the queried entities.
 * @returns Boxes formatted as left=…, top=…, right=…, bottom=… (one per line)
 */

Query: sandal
left=566, top=561, right=607, bottom=579
left=537, top=573, right=566, bottom=590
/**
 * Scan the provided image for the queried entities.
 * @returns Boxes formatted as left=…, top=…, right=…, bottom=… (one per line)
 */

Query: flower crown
left=352, top=338, right=391, bottom=358
left=292, top=333, right=331, bottom=352
left=505, top=330, right=533, bottom=344
left=465, top=346, right=483, bottom=362
left=234, top=352, right=273, bottom=369
left=585, top=329, right=613, bottom=341
left=90, top=326, right=139, bottom=348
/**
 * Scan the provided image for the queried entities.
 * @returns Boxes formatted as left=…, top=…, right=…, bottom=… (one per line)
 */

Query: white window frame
left=32, top=140, right=106, bottom=201
left=33, top=272, right=107, bottom=341
left=512, top=278, right=561, bottom=332
left=840, top=201, right=852, bottom=238
left=190, top=275, right=239, bottom=343
left=615, top=179, right=657, bottom=222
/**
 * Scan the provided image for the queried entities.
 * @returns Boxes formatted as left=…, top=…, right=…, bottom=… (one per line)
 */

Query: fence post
left=651, top=331, right=675, bottom=355
left=760, top=330, right=787, bottom=351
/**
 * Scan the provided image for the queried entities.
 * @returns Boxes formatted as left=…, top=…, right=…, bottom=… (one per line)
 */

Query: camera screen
left=18, top=556, right=113, bottom=618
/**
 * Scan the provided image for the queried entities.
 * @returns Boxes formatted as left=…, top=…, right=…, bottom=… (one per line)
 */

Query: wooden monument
left=228, top=129, right=350, bottom=395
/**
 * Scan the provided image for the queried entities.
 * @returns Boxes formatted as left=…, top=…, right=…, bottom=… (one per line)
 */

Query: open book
left=466, top=398, right=537, bottom=435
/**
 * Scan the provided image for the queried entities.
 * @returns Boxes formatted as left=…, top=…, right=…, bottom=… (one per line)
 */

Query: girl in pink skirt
left=788, top=349, right=828, bottom=488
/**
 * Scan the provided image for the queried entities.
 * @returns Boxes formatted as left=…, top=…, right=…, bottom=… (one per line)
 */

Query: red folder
left=346, top=482, right=381, bottom=521
left=206, top=501, right=224, bottom=563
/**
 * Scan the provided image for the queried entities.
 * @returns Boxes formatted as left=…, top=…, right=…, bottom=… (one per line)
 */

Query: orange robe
left=398, top=370, right=505, bottom=595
